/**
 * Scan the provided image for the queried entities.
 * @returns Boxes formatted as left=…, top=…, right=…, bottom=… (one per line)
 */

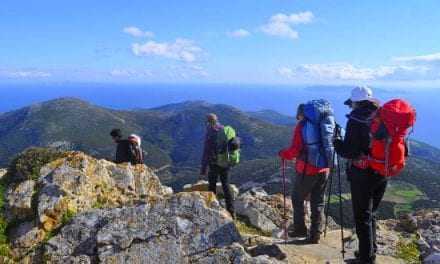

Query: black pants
left=292, top=172, right=329, bottom=235
left=349, top=166, right=388, bottom=264
left=208, top=164, right=234, bottom=214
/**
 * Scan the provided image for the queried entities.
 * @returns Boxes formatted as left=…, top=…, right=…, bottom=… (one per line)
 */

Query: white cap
left=350, top=86, right=374, bottom=102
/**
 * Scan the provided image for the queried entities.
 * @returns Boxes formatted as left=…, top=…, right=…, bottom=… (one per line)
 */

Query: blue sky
left=1, top=0, right=440, bottom=86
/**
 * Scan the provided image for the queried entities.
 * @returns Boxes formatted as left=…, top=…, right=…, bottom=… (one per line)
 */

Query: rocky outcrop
left=4, top=152, right=173, bottom=259
left=2, top=151, right=280, bottom=263
left=44, top=192, right=278, bottom=263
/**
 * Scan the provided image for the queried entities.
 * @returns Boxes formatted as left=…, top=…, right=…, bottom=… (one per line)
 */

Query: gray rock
left=424, top=252, right=440, bottom=264
left=6, top=180, right=36, bottom=220
left=44, top=192, right=279, bottom=263
left=248, top=244, right=287, bottom=260
left=193, top=243, right=281, bottom=264
left=234, top=188, right=292, bottom=234
left=9, top=221, right=45, bottom=257
left=183, top=180, right=240, bottom=199
left=411, top=210, right=440, bottom=260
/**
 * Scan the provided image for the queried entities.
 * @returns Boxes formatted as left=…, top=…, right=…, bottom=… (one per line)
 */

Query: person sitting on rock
left=110, top=128, right=135, bottom=164
left=200, top=113, right=235, bottom=219
left=279, top=101, right=335, bottom=244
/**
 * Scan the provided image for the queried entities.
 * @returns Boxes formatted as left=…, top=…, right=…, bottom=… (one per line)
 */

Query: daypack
left=368, top=99, right=416, bottom=177
left=128, top=143, right=143, bottom=164
left=301, top=99, right=336, bottom=168
left=216, top=126, right=241, bottom=168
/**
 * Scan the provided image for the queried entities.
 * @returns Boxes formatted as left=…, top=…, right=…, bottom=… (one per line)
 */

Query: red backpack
left=368, top=99, right=416, bottom=177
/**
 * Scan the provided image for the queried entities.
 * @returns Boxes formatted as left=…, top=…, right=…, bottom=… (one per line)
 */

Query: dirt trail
left=276, top=230, right=404, bottom=263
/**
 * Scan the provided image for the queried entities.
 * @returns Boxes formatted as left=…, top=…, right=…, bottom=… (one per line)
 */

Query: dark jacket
left=201, top=122, right=224, bottom=174
left=115, top=139, right=131, bottom=163
left=115, top=139, right=144, bottom=164
left=334, top=101, right=378, bottom=160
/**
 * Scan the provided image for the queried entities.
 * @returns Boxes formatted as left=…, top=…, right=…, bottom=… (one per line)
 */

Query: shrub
left=6, top=147, right=66, bottom=184
left=396, top=237, right=422, bottom=264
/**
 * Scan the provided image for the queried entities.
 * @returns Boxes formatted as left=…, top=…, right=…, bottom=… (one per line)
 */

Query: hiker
left=279, top=100, right=335, bottom=244
left=200, top=113, right=237, bottom=218
left=334, top=86, right=382, bottom=264
left=334, top=86, right=415, bottom=264
left=110, top=129, right=132, bottom=164
left=128, top=134, right=144, bottom=165
left=110, top=129, right=143, bottom=165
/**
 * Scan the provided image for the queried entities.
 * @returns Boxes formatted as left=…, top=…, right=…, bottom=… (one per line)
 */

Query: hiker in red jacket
left=279, top=102, right=334, bottom=244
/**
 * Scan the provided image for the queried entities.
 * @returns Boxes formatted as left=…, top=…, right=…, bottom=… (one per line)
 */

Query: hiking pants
left=349, top=166, right=388, bottom=264
left=292, top=172, right=329, bottom=235
left=208, top=164, right=234, bottom=214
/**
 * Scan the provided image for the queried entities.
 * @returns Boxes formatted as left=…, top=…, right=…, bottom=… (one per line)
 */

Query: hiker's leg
left=350, top=167, right=375, bottom=263
left=219, top=167, right=234, bottom=214
left=310, top=172, right=329, bottom=236
left=292, top=173, right=315, bottom=231
left=292, top=174, right=306, bottom=230
left=371, top=175, right=388, bottom=255
left=208, top=164, right=219, bottom=194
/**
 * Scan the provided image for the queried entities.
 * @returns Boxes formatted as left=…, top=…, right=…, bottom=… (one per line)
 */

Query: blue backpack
left=301, top=99, right=336, bottom=168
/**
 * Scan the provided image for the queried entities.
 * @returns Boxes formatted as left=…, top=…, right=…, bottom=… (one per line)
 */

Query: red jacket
left=279, top=122, right=330, bottom=176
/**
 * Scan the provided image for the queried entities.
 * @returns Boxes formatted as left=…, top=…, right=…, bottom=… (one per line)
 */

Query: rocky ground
left=0, top=149, right=438, bottom=263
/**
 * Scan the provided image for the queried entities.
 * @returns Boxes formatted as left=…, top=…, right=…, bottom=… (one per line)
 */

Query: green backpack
left=216, top=126, right=241, bottom=168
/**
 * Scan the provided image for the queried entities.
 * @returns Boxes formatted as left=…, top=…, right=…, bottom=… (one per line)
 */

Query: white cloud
left=278, top=63, right=398, bottom=81
left=227, top=29, right=251, bottom=38
left=132, top=38, right=203, bottom=63
left=393, top=53, right=440, bottom=64
left=0, top=69, right=52, bottom=79
left=109, top=69, right=152, bottom=78
left=123, top=26, right=154, bottom=38
left=261, top=11, right=314, bottom=40
left=278, top=62, right=440, bottom=82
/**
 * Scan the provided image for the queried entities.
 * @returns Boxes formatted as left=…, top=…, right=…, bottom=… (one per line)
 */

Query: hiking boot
left=288, top=227, right=308, bottom=237
left=305, top=233, right=320, bottom=244
left=354, top=250, right=376, bottom=262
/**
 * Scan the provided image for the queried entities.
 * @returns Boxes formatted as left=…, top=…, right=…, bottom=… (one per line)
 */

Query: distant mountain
left=0, top=98, right=290, bottom=177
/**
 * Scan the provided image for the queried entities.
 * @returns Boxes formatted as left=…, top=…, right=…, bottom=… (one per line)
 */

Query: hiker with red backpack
left=279, top=100, right=336, bottom=244
left=334, top=86, right=416, bottom=264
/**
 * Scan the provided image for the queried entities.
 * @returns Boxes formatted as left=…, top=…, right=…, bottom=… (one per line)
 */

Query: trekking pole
left=336, top=151, right=346, bottom=259
left=324, top=149, right=336, bottom=238
left=281, top=158, right=288, bottom=244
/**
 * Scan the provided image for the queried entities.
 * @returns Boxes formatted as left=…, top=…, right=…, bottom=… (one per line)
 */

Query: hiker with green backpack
left=279, top=100, right=336, bottom=244
left=200, top=113, right=240, bottom=218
